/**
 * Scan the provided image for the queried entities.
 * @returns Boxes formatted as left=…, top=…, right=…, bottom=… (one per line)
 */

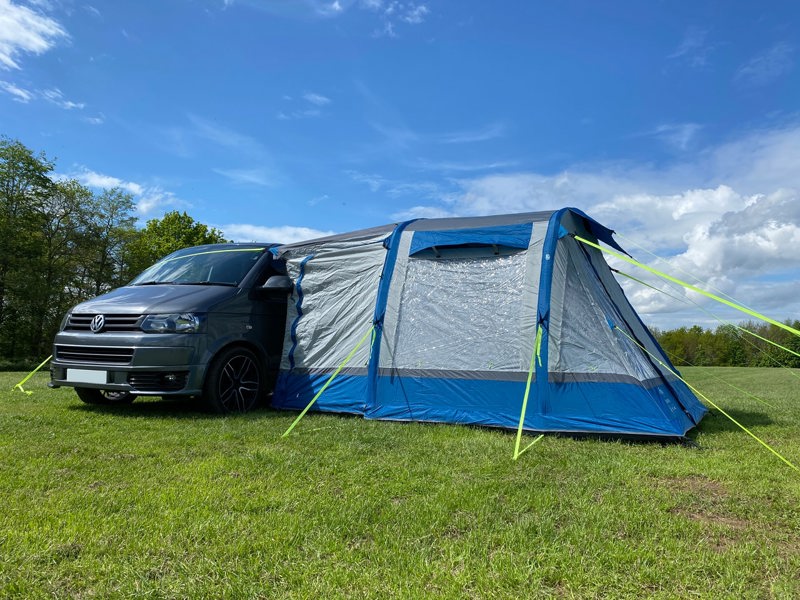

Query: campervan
left=49, top=243, right=291, bottom=413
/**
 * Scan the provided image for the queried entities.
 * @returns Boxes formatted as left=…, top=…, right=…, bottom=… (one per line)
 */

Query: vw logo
left=89, top=314, right=105, bottom=333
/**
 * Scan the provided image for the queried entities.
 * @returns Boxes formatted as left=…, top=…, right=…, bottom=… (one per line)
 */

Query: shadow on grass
left=695, top=409, right=774, bottom=435
left=67, top=395, right=288, bottom=421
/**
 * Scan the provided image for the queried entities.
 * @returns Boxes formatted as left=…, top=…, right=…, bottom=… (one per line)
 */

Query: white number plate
left=66, top=369, right=108, bottom=384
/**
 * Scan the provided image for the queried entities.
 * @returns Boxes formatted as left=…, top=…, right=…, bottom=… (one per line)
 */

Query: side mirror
left=262, top=275, right=293, bottom=293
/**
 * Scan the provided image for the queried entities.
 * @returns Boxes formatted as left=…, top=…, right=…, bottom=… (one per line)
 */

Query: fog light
left=163, top=373, right=177, bottom=383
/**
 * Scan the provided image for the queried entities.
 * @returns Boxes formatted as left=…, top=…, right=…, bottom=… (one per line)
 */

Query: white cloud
left=365, top=120, right=504, bottom=153
left=82, top=113, right=105, bottom=125
left=220, top=223, right=336, bottom=244
left=277, top=108, right=321, bottom=120
left=188, top=114, right=263, bottom=153
left=40, top=87, right=84, bottom=109
left=70, top=168, right=188, bottom=216
left=136, top=188, right=185, bottom=215
left=411, top=158, right=519, bottom=172
left=0, top=81, right=85, bottom=109
left=0, top=0, right=68, bottom=69
left=371, top=20, right=395, bottom=38
left=648, top=123, right=702, bottom=151
left=345, top=169, right=388, bottom=192
left=277, top=92, right=330, bottom=119
left=735, top=42, right=794, bottom=87
left=437, top=122, right=505, bottom=144
left=0, top=79, right=33, bottom=101
left=303, top=91, right=331, bottom=106
left=391, top=204, right=454, bottom=221
left=360, top=0, right=429, bottom=36
left=667, top=26, right=712, bottom=68
left=75, top=168, right=143, bottom=195
left=400, top=3, right=428, bottom=24
left=213, top=167, right=274, bottom=187
left=345, top=169, right=443, bottom=201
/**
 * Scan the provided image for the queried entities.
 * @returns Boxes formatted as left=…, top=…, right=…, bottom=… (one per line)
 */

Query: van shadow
left=67, top=396, right=286, bottom=421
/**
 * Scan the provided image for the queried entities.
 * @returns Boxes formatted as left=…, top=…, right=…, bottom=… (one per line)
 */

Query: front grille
left=128, top=372, right=189, bottom=392
left=55, top=345, right=134, bottom=364
left=66, top=314, right=143, bottom=332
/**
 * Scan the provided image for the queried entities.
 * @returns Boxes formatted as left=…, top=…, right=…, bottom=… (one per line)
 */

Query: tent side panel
left=272, top=233, right=388, bottom=414
left=585, top=248, right=708, bottom=424
left=542, top=209, right=705, bottom=435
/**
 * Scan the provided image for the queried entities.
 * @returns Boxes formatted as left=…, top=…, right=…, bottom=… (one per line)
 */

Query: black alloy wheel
left=203, top=346, right=264, bottom=413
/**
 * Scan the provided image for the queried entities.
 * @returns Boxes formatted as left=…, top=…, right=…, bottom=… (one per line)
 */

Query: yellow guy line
left=282, top=325, right=375, bottom=438
left=614, top=326, right=799, bottom=473
left=514, top=325, right=544, bottom=460
left=575, top=236, right=800, bottom=339
left=614, top=268, right=800, bottom=363
left=159, top=247, right=264, bottom=264
left=13, top=355, right=52, bottom=394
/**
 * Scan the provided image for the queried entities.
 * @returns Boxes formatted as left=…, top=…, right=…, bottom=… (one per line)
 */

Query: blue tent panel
left=539, top=380, right=701, bottom=436
left=409, top=223, right=533, bottom=255
left=273, top=371, right=369, bottom=415
left=370, top=374, right=528, bottom=429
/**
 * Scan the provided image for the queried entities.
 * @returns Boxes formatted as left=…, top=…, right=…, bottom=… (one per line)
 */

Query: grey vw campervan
left=50, top=243, right=291, bottom=413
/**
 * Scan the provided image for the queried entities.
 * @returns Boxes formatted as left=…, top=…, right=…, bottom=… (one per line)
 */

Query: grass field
left=1, top=367, right=799, bottom=598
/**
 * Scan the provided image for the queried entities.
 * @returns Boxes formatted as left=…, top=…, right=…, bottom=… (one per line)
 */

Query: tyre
left=203, top=346, right=265, bottom=413
left=75, top=388, right=136, bottom=405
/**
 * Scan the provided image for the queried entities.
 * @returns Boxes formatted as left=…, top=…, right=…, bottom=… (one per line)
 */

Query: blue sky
left=2, top=0, right=800, bottom=329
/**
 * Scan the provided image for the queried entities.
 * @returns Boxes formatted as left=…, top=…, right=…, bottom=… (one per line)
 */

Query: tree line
left=652, top=322, right=800, bottom=369
left=1, top=137, right=227, bottom=366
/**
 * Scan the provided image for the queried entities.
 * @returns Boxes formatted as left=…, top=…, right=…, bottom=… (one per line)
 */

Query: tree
left=0, top=137, right=54, bottom=338
left=124, top=210, right=228, bottom=277
left=19, top=179, right=94, bottom=357
left=81, top=188, right=138, bottom=295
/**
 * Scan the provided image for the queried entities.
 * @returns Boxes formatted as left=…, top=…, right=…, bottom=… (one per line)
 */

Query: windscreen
left=130, top=246, right=267, bottom=286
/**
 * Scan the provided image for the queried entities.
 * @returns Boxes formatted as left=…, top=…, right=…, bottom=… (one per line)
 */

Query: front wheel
left=203, top=347, right=265, bottom=414
left=75, top=388, right=136, bottom=405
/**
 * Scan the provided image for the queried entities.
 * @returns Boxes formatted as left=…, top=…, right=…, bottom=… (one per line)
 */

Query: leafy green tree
left=124, top=210, right=228, bottom=277
left=80, top=188, right=138, bottom=295
left=0, top=138, right=234, bottom=363
left=15, top=179, right=93, bottom=358
left=0, top=137, right=54, bottom=339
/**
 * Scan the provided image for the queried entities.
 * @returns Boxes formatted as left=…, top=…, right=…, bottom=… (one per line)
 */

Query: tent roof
left=274, top=208, right=624, bottom=256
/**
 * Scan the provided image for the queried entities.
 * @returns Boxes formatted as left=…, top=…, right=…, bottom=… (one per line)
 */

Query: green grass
left=1, top=367, right=799, bottom=599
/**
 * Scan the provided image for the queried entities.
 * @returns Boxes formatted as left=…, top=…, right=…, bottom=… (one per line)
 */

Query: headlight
left=141, top=313, right=204, bottom=334
left=59, top=312, right=71, bottom=331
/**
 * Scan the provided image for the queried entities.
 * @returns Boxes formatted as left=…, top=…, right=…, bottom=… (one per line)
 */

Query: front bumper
left=50, top=332, right=208, bottom=396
